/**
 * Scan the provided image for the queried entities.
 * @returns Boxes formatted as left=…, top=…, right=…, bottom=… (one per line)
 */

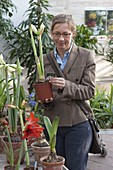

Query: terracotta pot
left=40, top=155, right=65, bottom=170
left=33, top=81, right=53, bottom=101
left=31, top=142, right=50, bottom=165
left=3, top=140, right=24, bottom=165
left=4, top=165, right=15, bottom=170
left=0, top=135, right=5, bottom=153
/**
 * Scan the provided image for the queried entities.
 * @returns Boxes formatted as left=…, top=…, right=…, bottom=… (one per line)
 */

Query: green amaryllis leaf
left=17, top=58, right=22, bottom=75
left=43, top=116, right=59, bottom=151
left=43, top=116, right=52, bottom=139
left=51, top=116, right=59, bottom=139
left=50, top=134, right=56, bottom=153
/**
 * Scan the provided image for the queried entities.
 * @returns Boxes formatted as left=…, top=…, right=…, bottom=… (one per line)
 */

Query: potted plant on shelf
left=29, top=23, right=53, bottom=102
left=31, top=130, right=50, bottom=166
left=0, top=54, right=26, bottom=164
left=40, top=116, right=65, bottom=170
left=0, top=61, right=7, bottom=152
left=20, top=110, right=45, bottom=170
left=6, top=102, right=44, bottom=170
left=0, top=118, right=24, bottom=170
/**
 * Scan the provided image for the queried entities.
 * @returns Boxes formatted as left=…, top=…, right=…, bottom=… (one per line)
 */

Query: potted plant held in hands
left=29, top=23, right=53, bottom=102
left=40, top=116, right=65, bottom=170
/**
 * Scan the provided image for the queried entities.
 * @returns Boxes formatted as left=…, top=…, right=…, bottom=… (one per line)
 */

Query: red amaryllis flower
left=26, top=112, right=39, bottom=124
left=22, top=124, right=44, bottom=140
left=22, top=112, right=44, bottom=140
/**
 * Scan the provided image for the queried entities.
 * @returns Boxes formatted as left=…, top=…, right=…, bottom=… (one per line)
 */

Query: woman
left=43, top=14, right=96, bottom=170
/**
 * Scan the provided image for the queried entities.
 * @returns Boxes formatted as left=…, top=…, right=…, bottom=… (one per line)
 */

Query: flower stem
left=19, top=110, right=30, bottom=166
left=6, top=126, right=14, bottom=166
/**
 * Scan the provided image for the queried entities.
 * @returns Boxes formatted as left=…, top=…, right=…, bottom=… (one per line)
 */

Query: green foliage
left=5, top=0, right=54, bottom=91
left=75, top=24, right=99, bottom=54
left=105, top=37, right=113, bottom=63
left=43, top=116, right=59, bottom=154
left=0, top=80, right=7, bottom=113
left=90, top=85, right=113, bottom=129
left=0, top=0, right=16, bottom=38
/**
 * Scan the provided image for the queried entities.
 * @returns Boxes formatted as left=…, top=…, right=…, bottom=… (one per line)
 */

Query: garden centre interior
left=0, top=0, right=113, bottom=170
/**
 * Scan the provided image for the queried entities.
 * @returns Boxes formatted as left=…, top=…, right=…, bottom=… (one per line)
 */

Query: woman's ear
left=72, top=32, right=76, bottom=38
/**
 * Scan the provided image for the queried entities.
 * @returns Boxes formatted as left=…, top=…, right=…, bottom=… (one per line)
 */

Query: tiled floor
left=87, top=130, right=113, bottom=170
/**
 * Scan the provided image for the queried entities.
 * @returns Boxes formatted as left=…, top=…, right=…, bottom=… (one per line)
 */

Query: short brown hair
left=51, top=14, right=76, bottom=33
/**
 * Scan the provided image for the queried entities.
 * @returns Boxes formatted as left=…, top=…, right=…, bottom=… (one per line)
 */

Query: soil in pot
left=40, top=155, right=65, bottom=170
left=33, top=81, right=53, bottom=101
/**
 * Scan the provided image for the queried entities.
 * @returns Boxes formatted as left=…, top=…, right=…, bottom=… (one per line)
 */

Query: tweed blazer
left=43, top=44, right=96, bottom=127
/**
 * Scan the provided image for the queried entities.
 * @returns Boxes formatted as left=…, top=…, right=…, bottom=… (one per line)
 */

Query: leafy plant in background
left=5, top=0, right=54, bottom=92
left=90, top=85, right=113, bottom=129
left=105, top=37, right=113, bottom=63
left=0, top=53, right=25, bottom=134
left=75, top=24, right=100, bottom=54
left=0, top=0, right=16, bottom=38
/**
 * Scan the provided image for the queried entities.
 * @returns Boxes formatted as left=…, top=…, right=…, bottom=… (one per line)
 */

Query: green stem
left=19, top=110, right=30, bottom=166
left=5, top=68, right=12, bottom=133
left=6, top=126, right=14, bottom=166
left=30, top=26, right=39, bottom=75
left=15, top=60, right=21, bottom=132
left=39, top=36, right=44, bottom=80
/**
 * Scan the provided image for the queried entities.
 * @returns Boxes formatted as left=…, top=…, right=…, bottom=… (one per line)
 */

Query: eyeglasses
left=52, top=32, right=71, bottom=38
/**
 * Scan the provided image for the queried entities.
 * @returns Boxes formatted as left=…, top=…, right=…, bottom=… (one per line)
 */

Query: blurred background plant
left=75, top=24, right=100, bottom=54
left=0, top=0, right=16, bottom=38
left=105, top=37, right=113, bottom=63
left=90, top=85, right=113, bottom=129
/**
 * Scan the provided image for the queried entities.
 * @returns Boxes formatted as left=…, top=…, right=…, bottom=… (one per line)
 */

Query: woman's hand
left=49, top=77, right=65, bottom=89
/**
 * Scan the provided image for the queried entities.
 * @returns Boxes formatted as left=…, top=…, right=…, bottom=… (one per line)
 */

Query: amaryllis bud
left=30, top=24, right=38, bottom=35
left=0, top=54, right=6, bottom=64
left=5, top=104, right=16, bottom=109
left=21, top=100, right=27, bottom=109
left=38, top=23, right=45, bottom=36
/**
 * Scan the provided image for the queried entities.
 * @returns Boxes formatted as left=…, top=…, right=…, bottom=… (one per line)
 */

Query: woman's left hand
left=49, top=77, right=65, bottom=89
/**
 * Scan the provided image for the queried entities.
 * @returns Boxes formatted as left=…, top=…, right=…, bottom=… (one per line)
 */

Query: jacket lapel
left=49, top=44, right=79, bottom=78
left=49, top=51, right=65, bottom=78
left=63, top=44, right=79, bottom=76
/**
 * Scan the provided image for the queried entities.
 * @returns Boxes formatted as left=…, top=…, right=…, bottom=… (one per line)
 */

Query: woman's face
left=51, top=23, right=74, bottom=52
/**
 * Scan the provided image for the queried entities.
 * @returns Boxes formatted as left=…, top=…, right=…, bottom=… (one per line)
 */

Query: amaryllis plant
left=29, top=23, right=45, bottom=82
left=6, top=102, right=44, bottom=168
left=20, top=110, right=44, bottom=168
left=0, top=118, right=24, bottom=170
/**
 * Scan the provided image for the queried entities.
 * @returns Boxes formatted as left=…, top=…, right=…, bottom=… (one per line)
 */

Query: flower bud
left=30, top=24, right=38, bottom=35
left=38, top=23, right=45, bottom=36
